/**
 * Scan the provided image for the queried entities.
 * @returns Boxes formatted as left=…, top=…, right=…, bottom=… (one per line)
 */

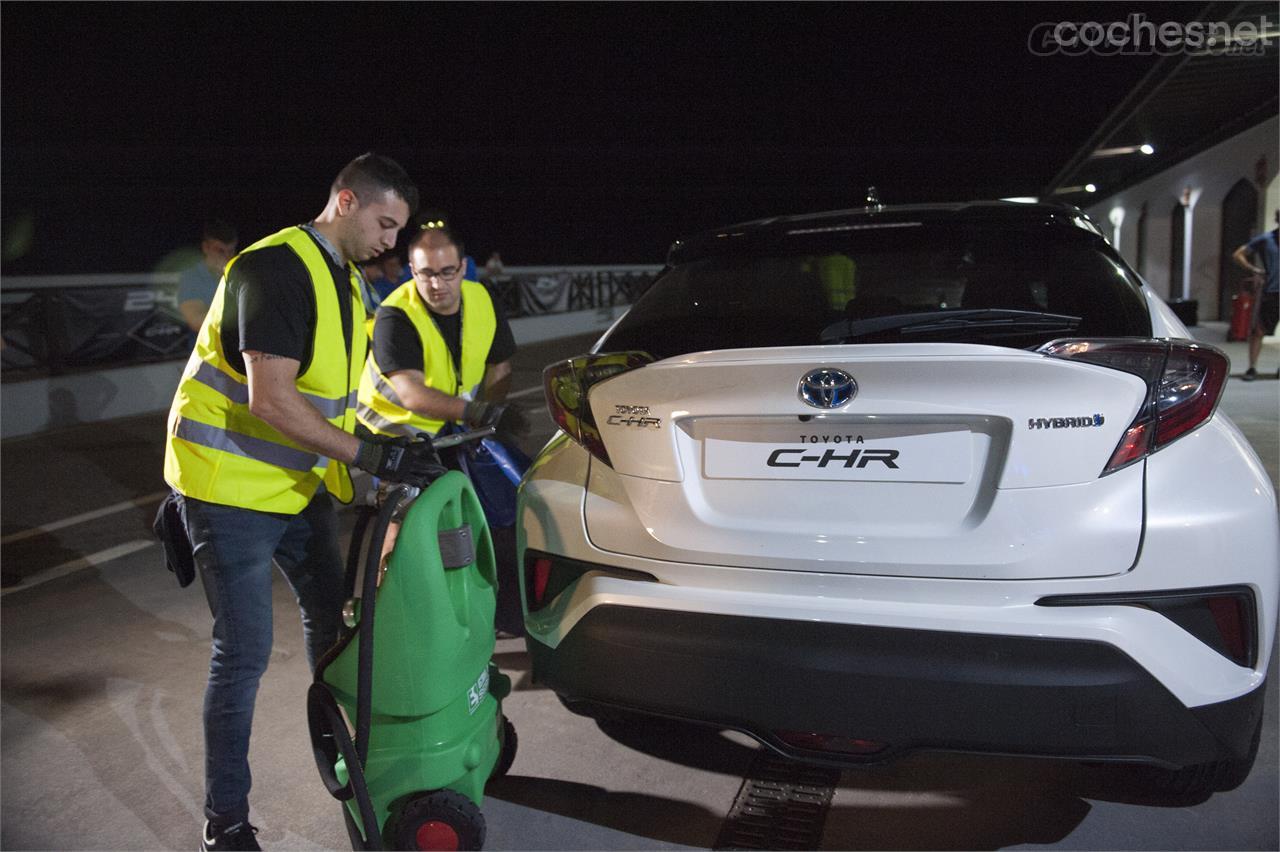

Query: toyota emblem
left=798, top=368, right=857, bottom=409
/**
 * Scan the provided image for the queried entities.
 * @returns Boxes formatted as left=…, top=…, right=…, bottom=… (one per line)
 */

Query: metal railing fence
left=1, top=265, right=660, bottom=378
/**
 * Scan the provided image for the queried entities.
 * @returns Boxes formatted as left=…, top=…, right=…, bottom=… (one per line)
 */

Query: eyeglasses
left=417, top=265, right=462, bottom=282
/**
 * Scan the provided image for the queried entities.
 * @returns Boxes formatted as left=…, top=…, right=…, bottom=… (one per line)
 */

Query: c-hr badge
left=607, top=404, right=661, bottom=428
left=799, top=368, right=857, bottom=409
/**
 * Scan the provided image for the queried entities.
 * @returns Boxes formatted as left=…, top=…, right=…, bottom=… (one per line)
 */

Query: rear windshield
left=600, top=223, right=1151, bottom=359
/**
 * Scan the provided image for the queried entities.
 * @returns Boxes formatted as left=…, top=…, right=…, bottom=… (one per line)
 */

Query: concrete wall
left=1085, top=115, right=1278, bottom=320
left=0, top=305, right=628, bottom=440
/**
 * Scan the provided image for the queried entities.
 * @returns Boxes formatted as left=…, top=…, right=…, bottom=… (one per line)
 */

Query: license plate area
left=694, top=417, right=973, bottom=483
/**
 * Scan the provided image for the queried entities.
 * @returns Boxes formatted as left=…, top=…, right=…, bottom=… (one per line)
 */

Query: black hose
left=309, top=484, right=412, bottom=850
left=344, top=504, right=376, bottom=602
left=355, top=485, right=407, bottom=770
left=314, top=685, right=384, bottom=850
left=306, top=683, right=352, bottom=800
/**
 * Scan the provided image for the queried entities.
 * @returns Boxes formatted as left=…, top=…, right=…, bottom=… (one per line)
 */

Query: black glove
left=462, top=400, right=530, bottom=438
left=352, top=434, right=442, bottom=487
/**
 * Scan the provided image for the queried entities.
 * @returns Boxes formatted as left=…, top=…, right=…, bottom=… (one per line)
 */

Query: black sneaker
left=201, top=820, right=261, bottom=851
left=1242, top=367, right=1258, bottom=381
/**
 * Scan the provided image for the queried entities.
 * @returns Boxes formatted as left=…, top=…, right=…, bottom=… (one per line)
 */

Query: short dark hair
left=408, top=221, right=464, bottom=260
left=202, top=219, right=237, bottom=244
left=331, top=152, right=419, bottom=216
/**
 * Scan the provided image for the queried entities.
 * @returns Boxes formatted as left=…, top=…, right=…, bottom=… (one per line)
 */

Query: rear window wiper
left=819, top=309, right=1082, bottom=344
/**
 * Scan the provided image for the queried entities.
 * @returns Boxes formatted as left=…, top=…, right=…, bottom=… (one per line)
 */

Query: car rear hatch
left=581, top=343, right=1149, bottom=580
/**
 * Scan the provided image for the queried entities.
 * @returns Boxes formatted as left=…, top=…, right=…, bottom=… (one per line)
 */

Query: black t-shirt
left=219, top=230, right=354, bottom=375
left=372, top=288, right=516, bottom=379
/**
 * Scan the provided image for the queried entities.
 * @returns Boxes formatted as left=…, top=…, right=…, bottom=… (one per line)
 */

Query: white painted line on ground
left=5, top=390, right=544, bottom=549
left=1, top=490, right=169, bottom=544
left=508, top=385, right=545, bottom=400
left=1, top=539, right=156, bottom=597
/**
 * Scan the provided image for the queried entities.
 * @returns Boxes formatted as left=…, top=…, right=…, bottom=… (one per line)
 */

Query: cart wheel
left=388, top=790, right=485, bottom=851
left=490, top=717, right=518, bottom=780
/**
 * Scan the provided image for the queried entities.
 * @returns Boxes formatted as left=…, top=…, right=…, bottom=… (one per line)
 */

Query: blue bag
left=454, top=436, right=531, bottom=528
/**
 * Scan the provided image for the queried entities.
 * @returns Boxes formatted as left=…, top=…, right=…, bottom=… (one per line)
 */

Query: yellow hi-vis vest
left=164, top=226, right=366, bottom=513
left=356, top=279, right=497, bottom=437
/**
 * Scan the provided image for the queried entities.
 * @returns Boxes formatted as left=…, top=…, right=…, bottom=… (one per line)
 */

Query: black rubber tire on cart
left=387, top=789, right=486, bottom=851
left=490, top=717, right=518, bottom=780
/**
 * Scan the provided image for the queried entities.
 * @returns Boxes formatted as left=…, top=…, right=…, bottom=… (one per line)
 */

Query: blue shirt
left=177, top=261, right=219, bottom=307
left=375, top=265, right=410, bottom=301
left=1245, top=229, right=1279, bottom=294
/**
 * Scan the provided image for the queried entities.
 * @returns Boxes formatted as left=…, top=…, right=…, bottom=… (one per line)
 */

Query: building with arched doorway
left=1046, top=1, right=1277, bottom=324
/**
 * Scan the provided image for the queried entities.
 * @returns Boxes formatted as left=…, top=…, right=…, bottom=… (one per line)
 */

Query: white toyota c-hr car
left=517, top=201, right=1279, bottom=797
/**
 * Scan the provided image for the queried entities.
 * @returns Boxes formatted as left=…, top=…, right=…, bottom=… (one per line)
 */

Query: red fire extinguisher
left=1228, top=282, right=1258, bottom=342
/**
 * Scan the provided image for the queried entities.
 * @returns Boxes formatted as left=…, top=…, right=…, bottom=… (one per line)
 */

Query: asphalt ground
left=1, top=325, right=1277, bottom=850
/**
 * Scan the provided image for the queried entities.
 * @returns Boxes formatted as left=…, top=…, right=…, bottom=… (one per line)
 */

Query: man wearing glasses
left=356, top=223, right=520, bottom=438
left=355, top=223, right=526, bottom=634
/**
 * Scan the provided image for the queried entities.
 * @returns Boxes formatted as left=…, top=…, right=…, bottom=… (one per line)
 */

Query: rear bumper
left=529, top=604, right=1264, bottom=769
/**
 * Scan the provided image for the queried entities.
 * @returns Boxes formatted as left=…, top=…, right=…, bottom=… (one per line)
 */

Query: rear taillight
left=543, top=351, right=653, bottom=465
left=1039, top=339, right=1229, bottom=476
left=1206, top=595, right=1250, bottom=665
left=529, top=556, right=552, bottom=609
left=774, top=729, right=888, bottom=756
left=523, top=550, right=657, bottom=613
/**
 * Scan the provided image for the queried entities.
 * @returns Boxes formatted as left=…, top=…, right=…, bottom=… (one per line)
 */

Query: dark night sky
left=1, top=2, right=1204, bottom=274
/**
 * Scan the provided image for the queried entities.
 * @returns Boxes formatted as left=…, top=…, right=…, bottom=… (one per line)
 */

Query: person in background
left=178, top=220, right=238, bottom=332
left=1232, top=209, right=1279, bottom=381
left=354, top=259, right=387, bottom=336
left=361, top=259, right=388, bottom=294
left=163, top=153, right=436, bottom=852
left=483, top=251, right=506, bottom=282
left=378, top=251, right=410, bottom=298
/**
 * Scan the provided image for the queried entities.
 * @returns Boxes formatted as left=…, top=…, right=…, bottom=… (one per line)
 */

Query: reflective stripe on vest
left=355, top=360, right=417, bottom=437
left=174, top=417, right=328, bottom=473
left=163, top=225, right=367, bottom=513
left=356, top=279, right=496, bottom=437
left=190, top=360, right=356, bottom=419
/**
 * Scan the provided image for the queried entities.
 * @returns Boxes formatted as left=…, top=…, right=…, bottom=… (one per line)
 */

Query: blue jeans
left=183, top=489, right=346, bottom=825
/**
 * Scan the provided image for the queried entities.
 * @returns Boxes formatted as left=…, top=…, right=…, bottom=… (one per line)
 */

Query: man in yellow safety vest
left=163, top=152, right=438, bottom=852
left=356, top=223, right=527, bottom=634
left=356, top=224, right=521, bottom=439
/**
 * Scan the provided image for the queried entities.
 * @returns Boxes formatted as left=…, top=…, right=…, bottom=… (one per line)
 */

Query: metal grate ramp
left=714, top=751, right=840, bottom=850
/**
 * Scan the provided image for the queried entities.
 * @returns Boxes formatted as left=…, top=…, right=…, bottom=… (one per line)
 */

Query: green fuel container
left=318, top=471, right=515, bottom=849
